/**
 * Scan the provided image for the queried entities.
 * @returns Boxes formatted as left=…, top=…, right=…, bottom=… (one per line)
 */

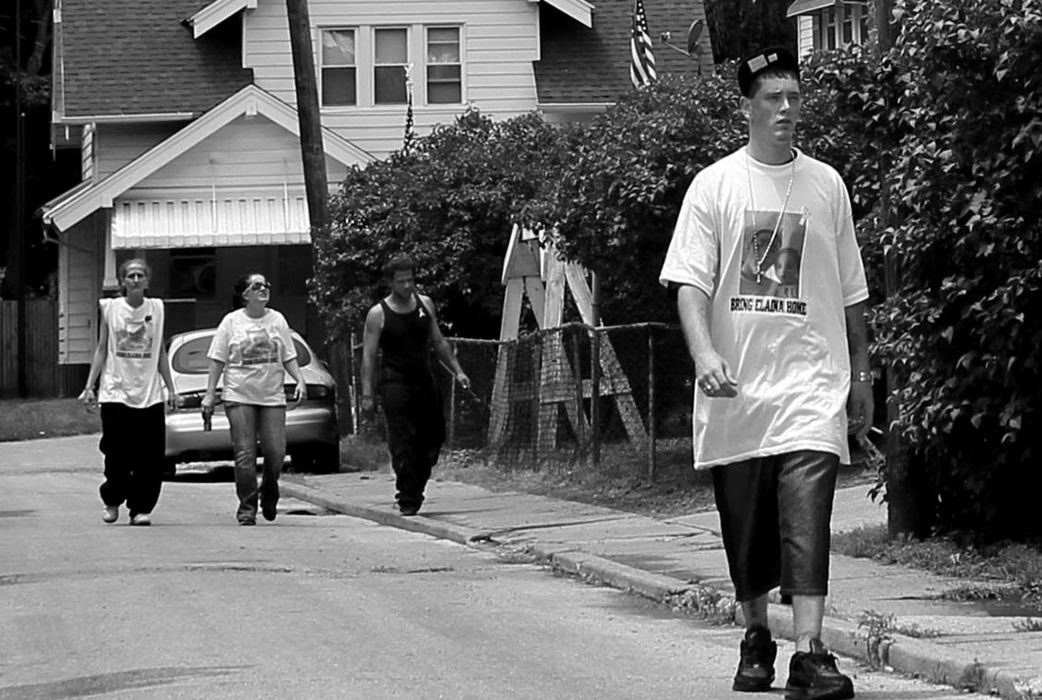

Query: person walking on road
left=80, top=258, right=178, bottom=526
left=202, top=273, right=305, bottom=526
left=360, top=257, right=470, bottom=516
left=659, top=46, right=873, bottom=700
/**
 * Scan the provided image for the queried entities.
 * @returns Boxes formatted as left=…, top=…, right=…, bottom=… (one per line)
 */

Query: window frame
left=319, top=27, right=358, bottom=108
left=373, top=25, right=410, bottom=106
left=424, top=25, right=463, bottom=105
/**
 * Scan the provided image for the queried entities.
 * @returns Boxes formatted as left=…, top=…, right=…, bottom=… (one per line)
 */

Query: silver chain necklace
left=745, top=148, right=796, bottom=284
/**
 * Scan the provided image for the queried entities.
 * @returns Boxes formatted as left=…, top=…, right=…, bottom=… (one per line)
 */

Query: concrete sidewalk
left=282, top=469, right=1042, bottom=700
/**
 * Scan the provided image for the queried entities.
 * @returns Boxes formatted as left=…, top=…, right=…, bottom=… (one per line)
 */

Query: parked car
left=163, top=328, right=340, bottom=475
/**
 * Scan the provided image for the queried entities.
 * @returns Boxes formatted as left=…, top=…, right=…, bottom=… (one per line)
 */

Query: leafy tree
left=312, top=110, right=569, bottom=340
left=868, top=0, right=1042, bottom=538
left=703, top=0, right=795, bottom=62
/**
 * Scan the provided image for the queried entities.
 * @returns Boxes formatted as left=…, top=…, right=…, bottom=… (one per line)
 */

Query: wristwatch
left=853, top=370, right=873, bottom=384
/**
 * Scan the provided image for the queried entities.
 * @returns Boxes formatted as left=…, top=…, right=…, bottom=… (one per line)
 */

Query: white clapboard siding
left=244, top=0, right=540, bottom=158
left=58, top=213, right=101, bottom=364
left=128, top=116, right=349, bottom=191
left=796, top=15, right=815, bottom=57
left=96, top=123, right=183, bottom=180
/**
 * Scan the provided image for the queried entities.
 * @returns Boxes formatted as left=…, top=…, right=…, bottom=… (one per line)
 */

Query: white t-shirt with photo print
left=97, top=297, right=166, bottom=408
left=659, top=147, right=869, bottom=468
left=207, top=308, right=297, bottom=406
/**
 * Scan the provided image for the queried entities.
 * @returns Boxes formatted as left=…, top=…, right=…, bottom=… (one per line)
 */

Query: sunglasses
left=248, top=281, right=271, bottom=292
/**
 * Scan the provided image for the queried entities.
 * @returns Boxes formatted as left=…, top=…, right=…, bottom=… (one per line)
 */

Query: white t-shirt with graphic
left=659, top=147, right=869, bottom=468
left=97, top=297, right=166, bottom=408
left=207, top=308, right=297, bottom=406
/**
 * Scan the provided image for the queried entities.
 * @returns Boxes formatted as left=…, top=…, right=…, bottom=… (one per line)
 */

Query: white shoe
left=130, top=513, right=151, bottom=526
left=102, top=506, right=119, bottom=523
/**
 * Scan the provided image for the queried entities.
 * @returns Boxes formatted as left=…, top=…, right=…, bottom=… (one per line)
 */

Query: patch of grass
left=0, top=398, right=100, bottom=442
left=833, top=524, right=1042, bottom=612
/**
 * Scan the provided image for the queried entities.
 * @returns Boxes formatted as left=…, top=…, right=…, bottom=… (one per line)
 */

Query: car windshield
left=171, top=335, right=311, bottom=374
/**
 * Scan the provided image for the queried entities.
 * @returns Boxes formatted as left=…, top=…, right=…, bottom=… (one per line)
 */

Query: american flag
left=630, top=0, right=658, bottom=87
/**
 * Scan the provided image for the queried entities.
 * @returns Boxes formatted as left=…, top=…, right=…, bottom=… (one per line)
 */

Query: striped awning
left=111, top=191, right=311, bottom=249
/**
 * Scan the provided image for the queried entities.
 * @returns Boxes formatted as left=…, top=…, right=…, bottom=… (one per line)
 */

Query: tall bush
left=870, top=0, right=1042, bottom=537
left=311, top=110, right=569, bottom=339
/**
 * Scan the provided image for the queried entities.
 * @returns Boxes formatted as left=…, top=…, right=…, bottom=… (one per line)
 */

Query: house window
left=825, top=8, right=837, bottom=49
left=842, top=7, right=854, bottom=44
left=321, top=29, right=356, bottom=106
left=426, top=27, right=461, bottom=104
left=374, top=27, right=408, bottom=104
left=170, top=249, right=216, bottom=300
left=859, top=6, right=869, bottom=43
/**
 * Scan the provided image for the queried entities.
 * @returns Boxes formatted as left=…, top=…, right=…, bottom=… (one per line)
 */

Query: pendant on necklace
left=755, top=271, right=762, bottom=284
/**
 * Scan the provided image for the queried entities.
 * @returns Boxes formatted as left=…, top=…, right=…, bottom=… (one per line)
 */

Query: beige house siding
left=58, top=212, right=103, bottom=364
left=796, top=15, right=815, bottom=57
left=129, top=116, right=349, bottom=192
left=244, top=0, right=541, bottom=158
left=95, top=123, right=183, bottom=180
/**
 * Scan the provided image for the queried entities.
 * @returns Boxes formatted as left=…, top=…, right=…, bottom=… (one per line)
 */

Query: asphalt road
left=0, top=441, right=990, bottom=699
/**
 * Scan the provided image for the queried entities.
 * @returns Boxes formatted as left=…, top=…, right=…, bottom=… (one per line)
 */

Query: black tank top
left=379, top=298, right=434, bottom=383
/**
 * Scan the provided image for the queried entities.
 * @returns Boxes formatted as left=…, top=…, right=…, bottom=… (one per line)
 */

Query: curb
left=281, top=481, right=1036, bottom=700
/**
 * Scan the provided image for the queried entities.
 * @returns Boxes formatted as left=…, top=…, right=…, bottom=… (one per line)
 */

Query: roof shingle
left=58, top=0, right=253, bottom=119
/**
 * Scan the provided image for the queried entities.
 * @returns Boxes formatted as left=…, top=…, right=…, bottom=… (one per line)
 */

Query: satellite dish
left=686, top=19, right=705, bottom=55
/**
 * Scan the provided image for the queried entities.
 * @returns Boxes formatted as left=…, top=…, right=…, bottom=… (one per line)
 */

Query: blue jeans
left=224, top=403, right=286, bottom=522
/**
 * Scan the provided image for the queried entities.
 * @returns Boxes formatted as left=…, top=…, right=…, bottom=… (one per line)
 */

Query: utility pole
left=15, top=0, right=28, bottom=397
left=285, top=0, right=329, bottom=261
left=874, top=0, right=922, bottom=539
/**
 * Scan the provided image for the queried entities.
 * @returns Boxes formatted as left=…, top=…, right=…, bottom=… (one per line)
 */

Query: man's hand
left=291, top=382, right=305, bottom=406
left=360, top=395, right=376, bottom=423
left=847, top=380, right=874, bottom=439
left=455, top=372, right=471, bottom=391
left=695, top=351, right=739, bottom=399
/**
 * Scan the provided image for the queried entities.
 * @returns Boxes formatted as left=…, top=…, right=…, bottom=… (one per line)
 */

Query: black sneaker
left=732, top=625, right=776, bottom=692
left=261, top=500, right=277, bottom=522
left=785, top=638, right=854, bottom=700
left=398, top=504, right=420, bottom=516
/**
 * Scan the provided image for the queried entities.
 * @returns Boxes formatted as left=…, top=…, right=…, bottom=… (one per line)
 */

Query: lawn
left=0, top=397, right=100, bottom=442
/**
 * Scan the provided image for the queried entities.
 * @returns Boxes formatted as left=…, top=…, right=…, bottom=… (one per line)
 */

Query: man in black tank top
left=361, top=257, right=471, bottom=515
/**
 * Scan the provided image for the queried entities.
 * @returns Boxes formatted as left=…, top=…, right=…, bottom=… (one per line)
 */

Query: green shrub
left=869, top=0, right=1042, bottom=537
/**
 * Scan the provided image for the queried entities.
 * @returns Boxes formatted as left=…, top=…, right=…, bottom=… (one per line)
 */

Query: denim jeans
left=224, top=402, right=286, bottom=522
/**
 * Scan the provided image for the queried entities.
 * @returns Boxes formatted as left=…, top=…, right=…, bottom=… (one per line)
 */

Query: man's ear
left=739, top=97, right=751, bottom=120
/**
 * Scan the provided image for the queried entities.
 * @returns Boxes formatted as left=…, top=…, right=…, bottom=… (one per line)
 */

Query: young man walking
left=659, top=47, right=873, bottom=700
left=361, top=257, right=470, bottom=516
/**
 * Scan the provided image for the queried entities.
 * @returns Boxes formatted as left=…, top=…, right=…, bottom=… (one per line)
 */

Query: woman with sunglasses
left=80, top=258, right=178, bottom=526
left=202, top=273, right=305, bottom=525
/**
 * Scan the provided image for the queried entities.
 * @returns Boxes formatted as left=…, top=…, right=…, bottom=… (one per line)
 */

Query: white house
left=41, top=0, right=712, bottom=371
left=788, top=0, right=873, bottom=57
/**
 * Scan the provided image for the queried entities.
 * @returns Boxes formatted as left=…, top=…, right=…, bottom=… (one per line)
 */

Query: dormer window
left=426, top=27, right=461, bottom=104
left=374, top=27, right=409, bottom=104
left=321, top=29, right=357, bottom=106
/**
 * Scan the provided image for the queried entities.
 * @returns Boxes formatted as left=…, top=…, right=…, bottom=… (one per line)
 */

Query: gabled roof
left=55, top=0, right=253, bottom=120
left=534, top=0, right=714, bottom=104
left=534, top=0, right=595, bottom=27
left=42, top=85, right=374, bottom=233
left=187, top=0, right=258, bottom=38
left=787, top=0, right=835, bottom=17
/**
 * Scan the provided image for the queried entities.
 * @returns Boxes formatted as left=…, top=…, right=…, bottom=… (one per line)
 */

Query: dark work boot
left=785, top=638, right=855, bottom=700
left=732, top=625, right=777, bottom=692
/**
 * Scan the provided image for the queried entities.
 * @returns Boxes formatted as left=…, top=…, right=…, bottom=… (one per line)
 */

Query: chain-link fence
left=344, top=322, right=697, bottom=480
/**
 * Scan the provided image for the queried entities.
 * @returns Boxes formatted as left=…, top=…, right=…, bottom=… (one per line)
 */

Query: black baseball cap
left=737, top=46, right=800, bottom=97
